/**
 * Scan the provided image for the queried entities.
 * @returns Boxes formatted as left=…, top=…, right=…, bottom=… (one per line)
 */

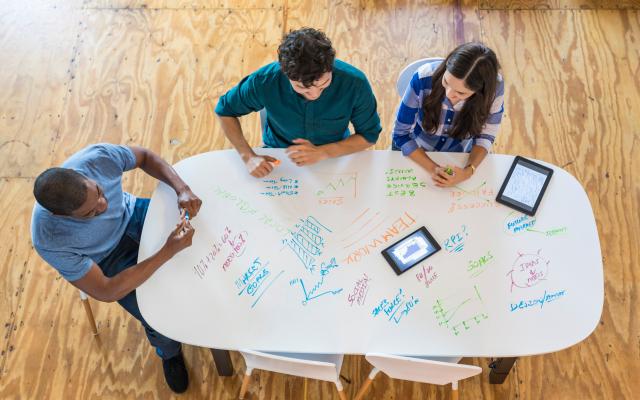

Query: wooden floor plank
left=50, top=7, right=283, bottom=196
left=83, top=0, right=285, bottom=9
left=481, top=8, right=640, bottom=399
left=479, top=0, right=640, bottom=10
left=0, top=179, right=40, bottom=380
left=0, top=5, right=82, bottom=177
left=0, top=1, right=638, bottom=399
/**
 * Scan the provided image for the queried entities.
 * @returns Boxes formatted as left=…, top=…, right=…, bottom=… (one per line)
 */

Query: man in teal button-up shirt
left=215, top=27, right=382, bottom=178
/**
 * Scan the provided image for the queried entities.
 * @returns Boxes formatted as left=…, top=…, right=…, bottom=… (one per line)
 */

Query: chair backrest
left=396, top=57, right=445, bottom=97
left=240, top=350, right=343, bottom=382
left=365, top=353, right=481, bottom=385
left=259, top=108, right=267, bottom=134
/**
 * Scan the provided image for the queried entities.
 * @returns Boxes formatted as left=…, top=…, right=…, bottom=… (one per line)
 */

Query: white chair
left=354, top=353, right=482, bottom=400
left=79, top=290, right=98, bottom=336
left=259, top=108, right=267, bottom=134
left=396, top=57, right=445, bottom=97
left=239, top=350, right=347, bottom=400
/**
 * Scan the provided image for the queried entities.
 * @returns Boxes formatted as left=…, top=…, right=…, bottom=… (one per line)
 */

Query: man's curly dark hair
left=278, top=27, right=336, bottom=88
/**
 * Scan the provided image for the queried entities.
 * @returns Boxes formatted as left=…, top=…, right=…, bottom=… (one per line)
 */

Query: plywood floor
left=1, top=1, right=638, bottom=399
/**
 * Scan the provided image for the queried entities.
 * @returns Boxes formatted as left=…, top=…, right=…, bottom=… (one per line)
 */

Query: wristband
left=466, top=164, right=476, bottom=175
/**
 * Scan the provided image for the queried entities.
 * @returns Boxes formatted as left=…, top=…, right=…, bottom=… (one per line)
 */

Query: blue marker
left=185, top=211, right=190, bottom=221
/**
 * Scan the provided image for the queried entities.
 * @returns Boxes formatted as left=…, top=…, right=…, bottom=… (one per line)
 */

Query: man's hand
left=177, top=187, right=202, bottom=217
left=432, top=165, right=472, bottom=187
left=286, top=138, right=329, bottom=166
left=244, top=154, right=279, bottom=178
left=162, top=216, right=195, bottom=257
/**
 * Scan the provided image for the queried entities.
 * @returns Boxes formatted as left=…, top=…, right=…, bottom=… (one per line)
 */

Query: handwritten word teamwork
left=343, top=211, right=417, bottom=265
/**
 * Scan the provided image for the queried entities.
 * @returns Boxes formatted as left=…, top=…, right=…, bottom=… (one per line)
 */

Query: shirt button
left=441, top=137, right=445, bottom=142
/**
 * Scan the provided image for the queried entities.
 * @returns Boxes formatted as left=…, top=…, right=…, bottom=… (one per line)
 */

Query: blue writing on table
left=289, top=257, right=343, bottom=305
left=443, top=225, right=469, bottom=253
left=372, top=288, right=420, bottom=325
left=283, top=216, right=332, bottom=274
left=235, top=257, right=284, bottom=308
left=510, top=289, right=566, bottom=312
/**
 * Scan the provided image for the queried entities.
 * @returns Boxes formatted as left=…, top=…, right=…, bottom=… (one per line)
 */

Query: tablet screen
left=381, top=227, right=441, bottom=275
left=496, top=157, right=553, bottom=216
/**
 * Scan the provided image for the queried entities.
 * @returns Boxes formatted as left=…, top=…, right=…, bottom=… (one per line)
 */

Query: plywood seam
left=81, top=6, right=280, bottom=10
left=0, top=249, right=35, bottom=380
left=49, top=10, right=97, bottom=162
left=478, top=6, right=640, bottom=11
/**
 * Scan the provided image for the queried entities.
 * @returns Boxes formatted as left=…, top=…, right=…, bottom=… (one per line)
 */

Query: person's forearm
left=408, top=148, right=439, bottom=174
left=467, top=145, right=488, bottom=168
left=101, top=248, right=173, bottom=302
left=217, top=115, right=255, bottom=162
left=319, top=134, right=373, bottom=159
left=137, top=149, right=190, bottom=194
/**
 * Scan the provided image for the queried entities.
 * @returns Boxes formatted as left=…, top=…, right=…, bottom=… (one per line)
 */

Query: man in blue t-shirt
left=31, top=143, right=202, bottom=393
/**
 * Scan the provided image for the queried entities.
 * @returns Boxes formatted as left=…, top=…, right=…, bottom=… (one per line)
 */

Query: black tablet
left=381, top=227, right=441, bottom=275
left=496, top=156, right=554, bottom=216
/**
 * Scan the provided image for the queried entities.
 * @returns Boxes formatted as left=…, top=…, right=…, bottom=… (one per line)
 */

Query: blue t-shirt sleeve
left=69, top=143, right=137, bottom=175
left=215, top=70, right=266, bottom=117
left=34, top=246, right=94, bottom=281
left=96, top=143, right=137, bottom=172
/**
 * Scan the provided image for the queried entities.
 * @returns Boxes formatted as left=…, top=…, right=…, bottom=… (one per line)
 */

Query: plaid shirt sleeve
left=473, top=76, right=505, bottom=152
left=392, top=71, right=426, bottom=156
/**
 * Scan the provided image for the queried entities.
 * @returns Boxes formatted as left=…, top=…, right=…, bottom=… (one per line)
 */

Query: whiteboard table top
left=138, top=150, right=603, bottom=357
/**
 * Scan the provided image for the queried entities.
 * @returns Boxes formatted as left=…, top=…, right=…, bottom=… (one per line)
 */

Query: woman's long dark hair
left=422, top=42, right=500, bottom=140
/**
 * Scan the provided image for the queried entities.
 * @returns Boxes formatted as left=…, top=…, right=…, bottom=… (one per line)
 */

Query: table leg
left=209, top=348, right=234, bottom=376
left=488, top=357, right=517, bottom=384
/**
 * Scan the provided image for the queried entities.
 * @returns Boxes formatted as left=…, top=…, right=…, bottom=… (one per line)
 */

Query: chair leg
left=354, top=368, right=379, bottom=400
left=451, top=381, right=459, bottom=400
left=239, top=369, right=252, bottom=399
left=335, top=380, right=347, bottom=400
left=81, top=297, right=98, bottom=336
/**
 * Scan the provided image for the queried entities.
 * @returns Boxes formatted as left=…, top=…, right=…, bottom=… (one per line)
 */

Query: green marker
left=444, top=167, right=454, bottom=176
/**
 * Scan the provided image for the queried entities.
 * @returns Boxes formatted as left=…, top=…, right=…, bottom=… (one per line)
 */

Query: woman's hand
left=432, top=165, right=472, bottom=187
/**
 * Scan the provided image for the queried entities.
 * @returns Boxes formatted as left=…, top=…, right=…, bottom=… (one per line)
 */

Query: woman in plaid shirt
left=392, top=42, right=504, bottom=187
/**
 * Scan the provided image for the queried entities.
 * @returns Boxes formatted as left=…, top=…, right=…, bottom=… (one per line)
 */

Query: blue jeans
left=98, top=198, right=181, bottom=360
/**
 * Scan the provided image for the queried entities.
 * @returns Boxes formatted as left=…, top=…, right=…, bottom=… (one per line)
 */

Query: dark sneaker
left=162, top=352, right=189, bottom=393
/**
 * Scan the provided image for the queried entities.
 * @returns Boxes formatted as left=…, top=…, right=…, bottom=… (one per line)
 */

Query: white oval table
left=138, top=149, right=603, bottom=381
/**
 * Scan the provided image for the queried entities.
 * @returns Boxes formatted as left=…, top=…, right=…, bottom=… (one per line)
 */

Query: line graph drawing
left=315, top=172, right=358, bottom=205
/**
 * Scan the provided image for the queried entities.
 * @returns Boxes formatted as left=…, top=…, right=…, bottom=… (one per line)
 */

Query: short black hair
left=33, top=168, right=88, bottom=215
left=278, top=27, right=336, bottom=87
